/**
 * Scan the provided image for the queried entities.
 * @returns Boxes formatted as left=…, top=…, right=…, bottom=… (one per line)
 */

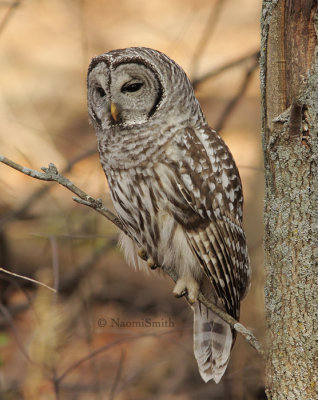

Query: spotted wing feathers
left=169, top=126, right=250, bottom=318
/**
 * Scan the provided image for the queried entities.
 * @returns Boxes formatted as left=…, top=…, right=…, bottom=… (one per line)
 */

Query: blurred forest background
left=0, top=1, right=265, bottom=399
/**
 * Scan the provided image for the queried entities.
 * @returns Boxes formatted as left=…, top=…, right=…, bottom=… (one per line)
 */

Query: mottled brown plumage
left=87, top=47, right=250, bottom=383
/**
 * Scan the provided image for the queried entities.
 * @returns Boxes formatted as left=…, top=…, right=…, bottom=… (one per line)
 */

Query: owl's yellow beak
left=110, top=103, right=119, bottom=122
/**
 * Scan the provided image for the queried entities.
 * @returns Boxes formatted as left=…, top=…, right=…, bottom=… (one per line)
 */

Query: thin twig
left=0, top=0, right=21, bottom=37
left=190, top=0, right=225, bottom=78
left=78, top=0, right=89, bottom=76
left=238, top=165, right=264, bottom=172
left=0, top=267, right=56, bottom=293
left=163, top=263, right=264, bottom=357
left=192, top=49, right=260, bottom=89
left=50, top=236, right=59, bottom=306
left=0, top=242, right=114, bottom=329
left=0, top=301, right=30, bottom=327
left=0, top=154, right=124, bottom=233
left=215, top=56, right=259, bottom=132
left=0, top=146, right=97, bottom=229
left=52, top=368, right=61, bottom=400
left=0, top=155, right=264, bottom=356
left=59, top=240, right=117, bottom=293
left=56, top=330, right=176, bottom=384
left=198, top=293, right=263, bottom=355
left=109, top=350, right=125, bottom=400
left=0, top=301, right=32, bottom=363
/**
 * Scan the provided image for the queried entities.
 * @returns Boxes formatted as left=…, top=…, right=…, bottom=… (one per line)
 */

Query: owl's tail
left=193, top=302, right=233, bottom=383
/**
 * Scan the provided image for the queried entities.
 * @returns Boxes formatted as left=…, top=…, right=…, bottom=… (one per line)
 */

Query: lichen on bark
left=260, top=1, right=318, bottom=399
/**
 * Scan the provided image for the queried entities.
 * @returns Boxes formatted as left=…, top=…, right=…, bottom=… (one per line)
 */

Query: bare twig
left=0, top=301, right=32, bottom=362
left=0, top=267, right=56, bottom=293
left=0, top=301, right=30, bottom=327
left=0, top=242, right=114, bottom=327
left=238, top=164, right=264, bottom=172
left=50, top=236, right=59, bottom=292
left=59, top=240, right=117, bottom=293
left=163, top=263, right=264, bottom=357
left=0, top=154, right=124, bottom=233
left=52, top=368, right=61, bottom=400
left=55, top=330, right=177, bottom=385
left=199, top=293, right=263, bottom=355
left=0, top=155, right=264, bottom=356
left=78, top=0, right=89, bottom=76
left=190, top=0, right=225, bottom=78
left=109, top=350, right=125, bottom=400
left=215, top=55, right=259, bottom=132
left=0, top=146, right=97, bottom=229
left=0, top=0, right=21, bottom=37
left=192, top=49, right=260, bottom=89
left=49, top=236, right=60, bottom=307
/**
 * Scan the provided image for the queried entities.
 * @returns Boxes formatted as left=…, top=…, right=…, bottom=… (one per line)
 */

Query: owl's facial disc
left=88, top=60, right=163, bottom=130
left=87, top=63, right=111, bottom=128
left=109, top=62, right=163, bottom=126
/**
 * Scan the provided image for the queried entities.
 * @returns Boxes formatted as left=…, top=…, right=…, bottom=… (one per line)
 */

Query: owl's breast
left=105, top=164, right=197, bottom=272
left=106, top=164, right=164, bottom=230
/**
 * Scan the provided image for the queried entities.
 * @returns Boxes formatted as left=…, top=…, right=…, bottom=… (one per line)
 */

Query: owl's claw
left=137, top=248, right=148, bottom=261
left=147, top=257, right=158, bottom=270
left=173, top=277, right=199, bottom=304
left=137, top=248, right=159, bottom=269
left=174, top=289, right=188, bottom=298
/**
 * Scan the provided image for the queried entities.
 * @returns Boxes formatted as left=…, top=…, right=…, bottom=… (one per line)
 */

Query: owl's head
left=87, top=47, right=204, bottom=132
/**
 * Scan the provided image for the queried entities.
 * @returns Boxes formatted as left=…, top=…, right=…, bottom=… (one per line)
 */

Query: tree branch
left=215, top=54, right=259, bottom=132
left=190, top=0, right=225, bottom=78
left=0, top=154, right=264, bottom=357
left=0, top=154, right=124, bottom=233
left=0, top=267, right=56, bottom=293
left=192, top=49, right=260, bottom=89
left=198, top=293, right=263, bottom=355
left=0, top=146, right=97, bottom=229
left=0, top=0, right=21, bottom=37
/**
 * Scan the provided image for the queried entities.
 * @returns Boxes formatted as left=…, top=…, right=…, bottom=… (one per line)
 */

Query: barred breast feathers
left=119, top=210, right=201, bottom=282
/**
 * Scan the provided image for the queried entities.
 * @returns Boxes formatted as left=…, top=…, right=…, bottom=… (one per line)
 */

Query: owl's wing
left=168, top=126, right=250, bottom=319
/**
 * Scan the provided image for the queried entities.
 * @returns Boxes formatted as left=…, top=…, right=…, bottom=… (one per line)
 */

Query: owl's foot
left=146, top=256, right=158, bottom=270
left=137, top=248, right=148, bottom=261
left=137, top=248, right=158, bottom=270
left=173, top=277, right=199, bottom=304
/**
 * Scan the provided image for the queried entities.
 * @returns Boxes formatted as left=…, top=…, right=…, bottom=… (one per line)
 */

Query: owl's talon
left=147, top=257, right=157, bottom=269
left=137, top=248, right=158, bottom=269
left=137, top=248, right=148, bottom=261
left=173, top=277, right=199, bottom=304
left=174, top=289, right=187, bottom=298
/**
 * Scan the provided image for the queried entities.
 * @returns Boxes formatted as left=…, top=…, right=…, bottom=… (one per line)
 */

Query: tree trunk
left=260, top=1, right=318, bottom=399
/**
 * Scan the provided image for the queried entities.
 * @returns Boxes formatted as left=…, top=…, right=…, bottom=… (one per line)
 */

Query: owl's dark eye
left=96, top=86, right=106, bottom=98
left=121, top=82, right=144, bottom=93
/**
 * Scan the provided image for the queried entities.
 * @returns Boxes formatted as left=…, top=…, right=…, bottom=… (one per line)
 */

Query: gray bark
left=260, top=1, right=318, bottom=399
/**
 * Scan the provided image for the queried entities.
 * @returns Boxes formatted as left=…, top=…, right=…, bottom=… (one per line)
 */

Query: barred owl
left=87, top=47, right=250, bottom=383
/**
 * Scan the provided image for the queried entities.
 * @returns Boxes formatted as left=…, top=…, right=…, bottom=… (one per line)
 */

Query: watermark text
left=98, top=316, right=175, bottom=328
